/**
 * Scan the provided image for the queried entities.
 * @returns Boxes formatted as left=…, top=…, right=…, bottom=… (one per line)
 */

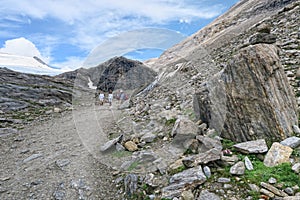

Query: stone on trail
left=292, top=125, right=300, bottom=135
left=100, top=135, right=123, bottom=152
left=124, top=174, right=138, bottom=197
left=181, top=190, right=194, bottom=200
left=124, top=141, right=138, bottom=152
left=263, top=142, right=293, bottom=167
left=141, top=132, right=157, bottom=143
left=292, top=163, right=300, bottom=173
left=23, top=153, right=43, bottom=163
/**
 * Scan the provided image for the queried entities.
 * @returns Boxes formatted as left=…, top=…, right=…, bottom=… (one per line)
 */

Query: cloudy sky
left=0, top=0, right=238, bottom=70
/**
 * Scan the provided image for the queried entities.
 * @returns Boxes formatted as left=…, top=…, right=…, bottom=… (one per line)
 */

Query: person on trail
left=108, top=90, right=113, bottom=106
left=99, top=92, right=105, bottom=105
left=119, top=90, right=125, bottom=104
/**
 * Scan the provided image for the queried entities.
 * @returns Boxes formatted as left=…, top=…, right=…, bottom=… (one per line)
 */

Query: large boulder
left=194, top=44, right=297, bottom=142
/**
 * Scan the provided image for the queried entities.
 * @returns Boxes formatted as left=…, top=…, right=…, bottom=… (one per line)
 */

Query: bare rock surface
left=194, top=44, right=297, bottom=142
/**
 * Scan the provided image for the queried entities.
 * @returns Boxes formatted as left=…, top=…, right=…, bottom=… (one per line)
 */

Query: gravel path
left=0, top=103, right=123, bottom=200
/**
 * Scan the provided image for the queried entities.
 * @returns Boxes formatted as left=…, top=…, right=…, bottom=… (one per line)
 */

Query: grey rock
left=249, top=33, right=277, bottom=45
left=0, top=128, right=18, bottom=137
left=23, top=153, right=43, bottom=163
left=196, top=135, right=222, bottom=152
left=124, top=174, right=138, bottom=197
left=100, top=135, right=123, bottom=152
left=181, top=190, right=194, bottom=200
left=244, top=156, right=254, bottom=170
left=203, top=166, right=211, bottom=178
left=118, top=99, right=131, bottom=110
left=280, top=136, right=300, bottom=148
left=233, top=139, right=268, bottom=154
left=198, top=189, right=221, bottom=200
left=169, top=166, right=206, bottom=184
left=260, top=188, right=275, bottom=198
left=182, top=148, right=221, bottom=168
left=268, top=177, right=277, bottom=184
left=194, top=44, right=297, bottom=142
left=53, top=182, right=65, bottom=200
left=224, top=184, right=232, bottom=189
left=284, top=187, right=294, bottom=196
left=221, top=155, right=239, bottom=165
left=283, top=197, right=300, bottom=200
left=230, top=161, right=245, bottom=175
left=141, top=132, right=157, bottom=143
left=261, top=182, right=288, bottom=197
left=264, top=142, right=293, bottom=167
left=292, top=125, right=300, bottom=134
left=162, top=166, right=206, bottom=199
left=248, top=184, right=260, bottom=192
left=217, top=177, right=231, bottom=183
left=116, top=143, right=125, bottom=151
left=55, top=159, right=70, bottom=168
left=171, top=118, right=198, bottom=148
left=292, top=163, right=300, bottom=173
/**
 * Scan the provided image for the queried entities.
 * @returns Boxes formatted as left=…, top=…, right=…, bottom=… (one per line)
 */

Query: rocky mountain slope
left=106, top=0, right=300, bottom=199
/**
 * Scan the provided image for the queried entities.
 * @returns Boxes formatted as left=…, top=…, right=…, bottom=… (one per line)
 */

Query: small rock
left=203, top=166, right=211, bottom=178
left=280, top=136, right=300, bottom=148
left=116, top=143, right=125, bottom=151
left=284, top=187, right=294, bottom=196
left=55, top=159, right=70, bottom=168
left=23, top=153, right=43, bottom=163
left=292, top=163, right=300, bottom=173
left=181, top=190, right=194, bottom=200
left=244, top=156, right=254, bottom=170
left=221, top=155, right=239, bottom=165
left=261, top=182, right=288, bottom=197
left=260, top=188, right=275, bottom=198
left=224, top=184, right=232, bottom=189
left=198, top=189, right=221, bottom=200
left=141, top=132, right=157, bottom=143
left=230, top=161, right=245, bottom=175
left=124, top=174, right=138, bottom=197
left=100, top=135, right=123, bottom=152
left=217, top=177, right=231, bottom=183
left=264, top=142, right=293, bottom=167
left=124, top=141, right=138, bottom=152
left=248, top=184, right=260, bottom=192
left=233, top=139, right=268, bottom=154
left=54, top=107, right=62, bottom=113
left=268, top=177, right=277, bottom=184
left=292, top=125, right=300, bottom=135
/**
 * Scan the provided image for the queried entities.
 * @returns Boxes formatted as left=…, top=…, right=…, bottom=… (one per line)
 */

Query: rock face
left=0, top=67, right=72, bottom=113
left=194, top=44, right=297, bottom=142
left=97, top=57, right=157, bottom=92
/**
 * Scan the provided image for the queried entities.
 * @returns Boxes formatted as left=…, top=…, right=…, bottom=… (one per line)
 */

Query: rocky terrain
left=0, top=0, right=300, bottom=200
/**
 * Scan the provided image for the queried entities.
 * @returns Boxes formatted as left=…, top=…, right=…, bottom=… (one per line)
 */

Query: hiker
left=99, top=91, right=105, bottom=105
left=108, top=90, right=113, bottom=106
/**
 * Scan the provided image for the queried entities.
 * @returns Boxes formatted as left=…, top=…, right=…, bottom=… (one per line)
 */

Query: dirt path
left=0, top=102, right=123, bottom=200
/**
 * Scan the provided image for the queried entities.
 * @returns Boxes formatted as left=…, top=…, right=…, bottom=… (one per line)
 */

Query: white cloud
left=0, top=0, right=231, bottom=69
left=0, top=37, right=50, bottom=63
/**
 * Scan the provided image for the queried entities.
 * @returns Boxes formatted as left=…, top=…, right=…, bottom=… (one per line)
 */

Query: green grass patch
left=169, top=165, right=186, bottom=175
left=112, top=151, right=132, bottom=158
left=221, top=139, right=235, bottom=150
left=165, top=118, right=176, bottom=126
left=244, top=161, right=300, bottom=187
left=127, top=161, right=140, bottom=171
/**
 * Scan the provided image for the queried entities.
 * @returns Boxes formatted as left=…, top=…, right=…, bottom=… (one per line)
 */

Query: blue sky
left=0, top=0, right=239, bottom=71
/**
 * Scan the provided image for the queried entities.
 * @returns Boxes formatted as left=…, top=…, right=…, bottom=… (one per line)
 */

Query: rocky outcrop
left=97, top=56, right=157, bottom=92
left=194, top=44, right=297, bottom=142
left=0, top=67, right=73, bottom=114
left=57, top=56, right=156, bottom=92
